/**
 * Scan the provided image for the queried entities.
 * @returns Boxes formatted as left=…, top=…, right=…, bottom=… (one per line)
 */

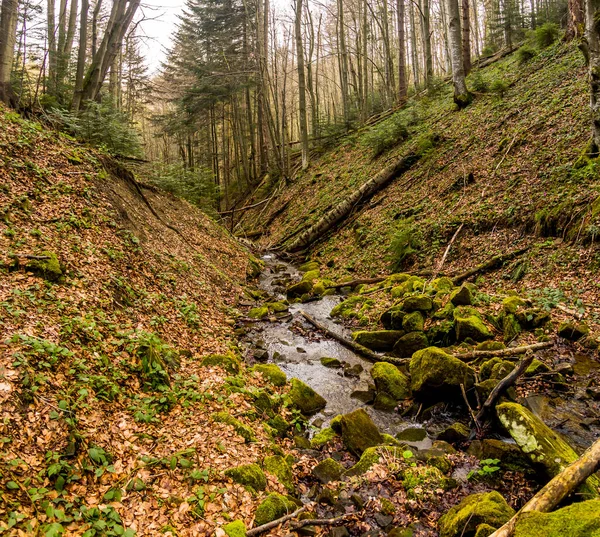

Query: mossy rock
left=254, top=493, right=300, bottom=526
left=391, top=276, right=425, bottom=299
left=252, top=364, right=287, bottom=387
left=287, top=280, right=313, bottom=298
left=490, top=360, right=515, bottom=380
left=396, top=427, right=427, bottom=443
left=289, top=378, right=326, bottom=415
left=248, top=307, right=270, bottom=319
left=496, top=402, right=600, bottom=496
left=371, top=362, right=411, bottom=400
left=225, top=463, right=267, bottom=493
left=401, top=465, right=452, bottom=499
left=503, top=313, right=521, bottom=343
left=479, top=358, right=504, bottom=381
left=476, top=341, right=505, bottom=351
left=330, top=296, right=375, bottom=320
left=381, top=433, right=404, bottom=447
left=252, top=390, right=277, bottom=415
left=352, top=330, right=404, bottom=352
left=373, top=392, right=398, bottom=410
left=330, top=414, right=343, bottom=433
left=320, top=357, right=342, bottom=368
left=502, top=296, right=527, bottom=314
left=267, top=415, right=290, bottom=437
left=410, top=347, right=475, bottom=402
left=212, top=412, right=256, bottom=442
left=557, top=321, right=589, bottom=341
left=427, top=321, right=456, bottom=347
left=403, top=295, right=433, bottom=312
left=310, top=427, right=336, bottom=449
left=437, top=422, right=470, bottom=444
left=430, top=277, right=454, bottom=293
left=513, top=499, right=600, bottom=537
left=454, top=307, right=493, bottom=342
left=302, top=269, right=320, bottom=282
left=475, top=379, right=499, bottom=401
left=524, top=359, right=550, bottom=377
left=433, top=301, right=455, bottom=320
left=438, top=491, right=515, bottom=537
left=294, top=435, right=311, bottom=449
left=263, top=455, right=294, bottom=493
left=473, top=524, right=496, bottom=537
left=201, top=354, right=240, bottom=374
left=247, top=256, right=265, bottom=279
left=393, top=331, right=429, bottom=358
left=402, top=311, right=425, bottom=332
left=299, top=261, right=320, bottom=272
left=450, top=286, right=472, bottom=306
left=381, top=306, right=406, bottom=330
left=223, top=520, right=247, bottom=537
left=339, top=409, right=383, bottom=456
left=312, top=457, right=343, bottom=483
left=343, top=446, right=402, bottom=477
left=25, top=251, right=63, bottom=281
left=312, top=281, right=326, bottom=296
left=467, top=439, right=532, bottom=473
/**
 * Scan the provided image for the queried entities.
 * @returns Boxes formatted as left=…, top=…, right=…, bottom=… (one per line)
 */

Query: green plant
left=470, top=70, right=488, bottom=93
left=530, top=287, right=566, bottom=311
left=489, top=78, right=509, bottom=98
left=535, top=22, right=559, bottom=48
left=516, top=45, right=536, bottom=65
left=132, top=332, right=179, bottom=390
left=468, top=458, right=501, bottom=479
left=363, top=114, right=409, bottom=157
left=388, top=220, right=421, bottom=271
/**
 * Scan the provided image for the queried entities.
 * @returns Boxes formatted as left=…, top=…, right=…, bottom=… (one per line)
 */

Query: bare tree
left=295, top=0, right=309, bottom=169
left=447, top=0, right=471, bottom=106
left=585, top=0, right=600, bottom=152
left=0, top=0, right=18, bottom=105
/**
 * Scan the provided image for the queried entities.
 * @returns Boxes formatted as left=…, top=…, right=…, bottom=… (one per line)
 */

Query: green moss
left=427, top=321, right=456, bottom=347
left=402, top=311, right=425, bottom=332
left=299, top=261, right=319, bottom=272
left=475, top=379, right=499, bottom=400
left=320, top=357, right=342, bottom=368
left=525, top=359, right=550, bottom=376
left=430, top=277, right=454, bottom=293
left=330, top=296, right=375, bottom=320
left=352, top=330, right=404, bottom=351
left=251, top=364, right=287, bottom=386
left=267, top=415, right=290, bottom=437
left=212, top=412, right=256, bottom=442
left=25, top=251, right=62, bottom=281
left=312, top=457, right=344, bottom=483
left=310, top=427, right=337, bottom=448
left=289, top=378, right=326, bottom=415
left=330, top=414, right=343, bottom=433
left=476, top=341, right=505, bottom=351
left=513, top=499, right=600, bottom=537
left=474, top=524, right=496, bottom=537
left=381, top=306, right=406, bottom=330
left=340, top=408, right=383, bottom=456
left=467, top=439, right=532, bottom=473
left=479, top=358, right=503, bottom=380
left=450, top=286, right=473, bottom=306
left=223, top=520, right=247, bottom=537
left=393, top=331, right=429, bottom=357
left=437, top=422, right=470, bottom=443
left=503, top=313, right=521, bottom=343
left=263, top=455, right=294, bottom=492
left=438, top=491, right=515, bottom=537
left=403, top=295, right=433, bottom=312
left=302, top=269, right=320, bottom=282
left=381, top=433, right=404, bottom=446
left=391, top=276, right=426, bottom=298
left=453, top=307, right=493, bottom=342
left=201, top=354, right=240, bottom=374
left=225, top=463, right=267, bottom=493
left=401, top=465, right=451, bottom=499
left=502, top=296, right=527, bottom=314
left=287, top=280, right=313, bottom=298
left=557, top=321, right=590, bottom=341
left=344, top=446, right=398, bottom=477
left=254, top=493, right=299, bottom=526
left=374, top=392, right=397, bottom=410
left=490, top=360, right=515, bottom=380
left=371, top=362, right=411, bottom=400
left=433, top=301, right=455, bottom=320
left=247, top=255, right=265, bottom=279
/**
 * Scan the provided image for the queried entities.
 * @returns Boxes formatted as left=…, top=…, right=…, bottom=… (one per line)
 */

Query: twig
left=432, top=223, right=464, bottom=280
left=460, top=383, right=479, bottom=431
left=493, top=131, right=520, bottom=175
left=246, top=507, right=306, bottom=536
left=455, top=341, right=553, bottom=362
left=291, top=514, right=350, bottom=529
left=451, top=247, right=530, bottom=285
left=220, top=196, right=274, bottom=216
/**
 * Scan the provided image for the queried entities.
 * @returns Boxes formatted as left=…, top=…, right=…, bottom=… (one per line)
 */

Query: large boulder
left=289, top=378, right=326, bottom=415
left=393, top=331, right=429, bottom=357
left=410, top=347, right=475, bottom=401
left=402, top=311, right=425, bottom=332
left=352, top=330, right=404, bottom=352
left=224, top=464, right=267, bottom=493
left=380, top=306, right=406, bottom=330
left=371, top=362, right=411, bottom=400
left=254, top=493, right=300, bottom=526
left=450, top=285, right=472, bottom=306
left=339, top=409, right=383, bottom=456
left=286, top=279, right=313, bottom=298
left=453, top=306, right=493, bottom=342
left=402, top=295, right=433, bottom=312
left=438, top=491, right=515, bottom=537
left=496, top=402, right=600, bottom=496
left=513, top=499, right=600, bottom=537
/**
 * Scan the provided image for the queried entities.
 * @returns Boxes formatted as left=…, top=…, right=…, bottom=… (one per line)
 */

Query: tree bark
left=462, top=0, right=472, bottom=73
left=586, top=0, right=600, bottom=153
left=72, top=0, right=88, bottom=110
left=447, top=0, right=472, bottom=106
left=338, top=0, right=350, bottom=125
left=567, top=0, right=584, bottom=39
left=397, top=0, right=408, bottom=100
left=421, top=0, right=434, bottom=88
left=0, top=0, right=18, bottom=106
left=47, top=0, right=57, bottom=95
left=295, top=0, right=309, bottom=170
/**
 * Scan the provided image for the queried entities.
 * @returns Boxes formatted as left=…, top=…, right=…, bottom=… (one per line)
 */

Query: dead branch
left=291, top=514, right=350, bottom=529
left=555, top=303, right=585, bottom=320
left=432, top=223, right=464, bottom=280
left=246, top=507, right=306, bottom=536
left=220, top=197, right=273, bottom=216
left=451, top=247, right=530, bottom=285
left=456, top=341, right=553, bottom=362
left=460, top=383, right=479, bottom=429
left=489, top=437, right=600, bottom=537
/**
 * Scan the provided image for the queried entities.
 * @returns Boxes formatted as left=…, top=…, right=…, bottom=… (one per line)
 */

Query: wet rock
left=381, top=306, right=406, bottom=330
left=321, top=357, right=342, bottom=368
left=393, top=331, right=429, bottom=357
left=438, top=491, right=515, bottom=537
left=224, top=463, right=267, bottom=493
left=371, top=362, right=411, bottom=400
left=343, top=363, right=364, bottom=378
left=402, top=311, right=425, bottom=332
left=287, top=279, right=313, bottom=298
left=352, top=330, right=404, bottom=352
left=402, top=295, right=433, bottom=312
left=496, top=402, right=600, bottom=496
left=437, top=422, right=470, bottom=444
left=312, top=458, right=344, bottom=483
left=587, top=386, right=600, bottom=401
left=558, top=321, right=589, bottom=341
left=350, top=389, right=376, bottom=404
left=453, top=306, right=493, bottom=342
left=513, top=499, right=600, bottom=537
left=467, top=439, right=533, bottom=473
left=339, top=409, right=383, bottom=456
left=410, top=347, right=475, bottom=402
left=396, top=427, right=427, bottom=443
left=450, top=285, right=472, bottom=306
left=289, top=378, right=327, bottom=415
left=373, top=392, right=397, bottom=410
left=297, top=347, right=307, bottom=353
left=251, top=364, right=287, bottom=386
left=254, top=493, right=300, bottom=526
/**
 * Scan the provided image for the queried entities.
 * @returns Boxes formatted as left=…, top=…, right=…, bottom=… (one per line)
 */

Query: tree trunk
left=47, top=0, right=57, bottom=95
left=397, top=0, right=408, bottom=100
left=295, top=0, right=309, bottom=170
left=447, top=0, right=472, bottom=106
left=462, top=0, right=472, bottom=73
left=421, top=0, right=434, bottom=88
left=338, top=0, right=350, bottom=125
left=0, top=0, right=18, bottom=106
left=567, top=0, right=584, bottom=39
left=72, top=0, right=88, bottom=110
left=586, top=0, right=600, bottom=154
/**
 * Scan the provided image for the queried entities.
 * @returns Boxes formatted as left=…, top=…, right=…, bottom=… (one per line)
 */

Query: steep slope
left=241, top=42, right=600, bottom=308
left=0, top=108, right=296, bottom=535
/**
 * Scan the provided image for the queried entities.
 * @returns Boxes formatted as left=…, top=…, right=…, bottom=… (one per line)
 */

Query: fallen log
left=431, top=223, right=464, bottom=280
left=299, top=311, right=405, bottom=366
left=456, top=341, right=553, bottom=362
left=286, top=152, right=421, bottom=252
left=219, top=197, right=273, bottom=216
left=475, top=351, right=534, bottom=428
left=246, top=507, right=306, bottom=536
left=451, top=247, right=530, bottom=285
left=489, top=437, right=600, bottom=537
left=291, top=514, right=350, bottom=529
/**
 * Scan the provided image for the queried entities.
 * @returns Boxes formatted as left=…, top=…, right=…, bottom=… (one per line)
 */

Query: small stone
left=321, top=357, right=342, bottom=368
left=374, top=513, right=394, bottom=528
left=350, top=389, right=375, bottom=404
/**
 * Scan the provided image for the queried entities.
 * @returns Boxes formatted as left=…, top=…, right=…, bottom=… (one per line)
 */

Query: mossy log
left=489, top=437, right=600, bottom=537
left=246, top=507, right=306, bottom=536
left=451, top=247, right=530, bottom=285
left=286, top=153, right=420, bottom=252
left=456, top=341, right=553, bottom=362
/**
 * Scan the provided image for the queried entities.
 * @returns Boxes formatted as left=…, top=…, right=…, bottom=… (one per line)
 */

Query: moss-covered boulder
left=267, top=415, right=290, bottom=437
left=201, top=354, right=240, bottom=374
left=373, top=392, right=398, bottom=410
left=371, top=362, right=411, bottom=400
left=225, top=463, right=267, bottom=492
left=339, top=409, right=383, bottom=456
left=437, top=422, right=470, bottom=444
left=496, top=402, right=600, bottom=496
left=557, top=321, right=589, bottom=341
left=513, top=499, right=600, bottom=537
left=525, top=359, right=550, bottom=377
left=476, top=341, right=506, bottom=351
left=401, top=465, right=452, bottom=499
left=248, top=306, right=270, bottom=319
left=320, top=357, right=342, bottom=368
left=25, top=251, right=63, bottom=281
left=430, top=277, right=455, bottom=293
left=479, top=358, right=504, bottom=381
left=343, top=446, right=403, bottom=477
left=289, top=378, right=326, bottom=415
left=254, top=493, right=299, bottom=526
left=352, top=330, right=404, bottom=352
left=251, top=364, right=287, bottom=386
left=391, top=276, right=425, bottom=298
left=299, top=261, right=320, bottom=272
left=381, top=306, right=406, bottom=330
left=223, top=520, right=247, bottom=537
left=402, top=311, right=425, bottom=332
left=503, top=313, right=521, bottom=343
left=454, top=307, right=493, bottom=342
left=490, top=360, right=515, bottom=380
left=410, top=347, right=475, bottom=401
left=473, top=524, right=496, bottom=537
left=475, top=379, right=499, bottom=401
left=450, top=285, right=472, bottom=306
left=331, top=296, right=374, bottom=320
left=427, top=321, right=456, bottom=347
left=312, top=458, right=344, bottom=483
left=393, top=331, right=429, bottom=357
left=310, top=427, right=337, bottom=449
left=403, top=295, right=433, bottom=312
left=438, top=491, right=515, bottom=537
left=212, top=412, right=256, bottom=442
left=502, top=296, right=527, bottom=314
left=287, top=280, right=313, bottom=298
left=263, top=455, right=294, bottom=493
